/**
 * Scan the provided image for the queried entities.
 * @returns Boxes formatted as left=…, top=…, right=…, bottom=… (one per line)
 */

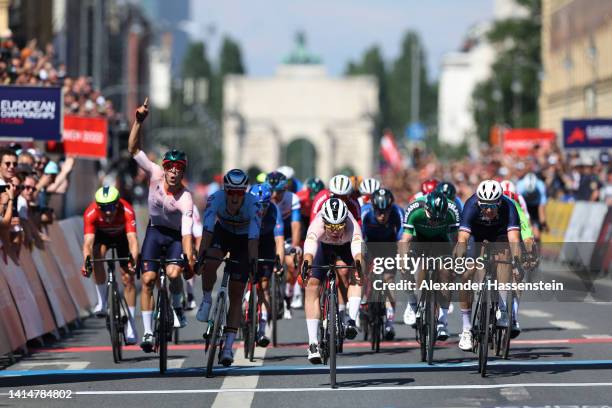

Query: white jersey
left=192, top=204, right=203, bottom=238
left=273, top=190, right=300, bottom=220
left=304, top=212, right=363, bottom=259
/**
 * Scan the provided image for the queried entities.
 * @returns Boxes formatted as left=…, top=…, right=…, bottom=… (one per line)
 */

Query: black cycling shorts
left=94, top=231, right=130, bottom=268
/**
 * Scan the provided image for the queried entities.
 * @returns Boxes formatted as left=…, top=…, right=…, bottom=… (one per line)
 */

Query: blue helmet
left=265, top=171, right=288, bottom=192
left=249, top=183, right=272, bottom=204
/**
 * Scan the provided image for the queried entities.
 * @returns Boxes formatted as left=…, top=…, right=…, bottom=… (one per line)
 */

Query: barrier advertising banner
left=0, top=86, right=63, bottom=140
left=18, top=249, right=57, bottom=335
left=0, top=268, right=27, bottom=351
left=563, top=118, right=612, bottom=148
left=62, top=115, right=108, bottom=159
left=503, top=129, right=556, bottom=156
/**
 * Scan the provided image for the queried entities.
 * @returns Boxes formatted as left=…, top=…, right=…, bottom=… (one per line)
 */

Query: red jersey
left=310, top=189, right=361, bottom=224
left=297, top=189, right=314, bottom=217
left=84, top=198, right=137, bottom=237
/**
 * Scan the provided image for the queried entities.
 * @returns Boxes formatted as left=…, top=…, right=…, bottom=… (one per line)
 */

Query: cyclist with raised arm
left=127, top=99, right=195, bottom=352
left=399, top=191, right=460, bottom=340
left=82, top=186, right=140, bottom=344
left=302, top=198, right=364, bottom=364
left=454, top=180, right=522, bottom=351
left=249, top=183, right=285, bottom=347
left=196, top=169, right=261, bottom=366
left=361, top=188, right=404, bottom=340
left=265, top=171, right=302, bottom=318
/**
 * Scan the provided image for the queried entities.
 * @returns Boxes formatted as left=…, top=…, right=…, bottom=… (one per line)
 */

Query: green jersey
left=403, top=199, right=460, bottom=240
left=511, top=198, right=533, bottom=240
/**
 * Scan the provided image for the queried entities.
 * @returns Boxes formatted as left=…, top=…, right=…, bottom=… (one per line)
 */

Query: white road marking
left=582, top=334, right=612, bottom=339
left=211, top=345, right=267, bottom=408
left=549, top=320, right=587, bottom=330
left=167, top=358, right=185, bottom=369
left=38, top=382, right=612, bottom=396
left=499, top=386, right=530, bottom=401
left=10, top=361, right=90, bottom=371
left=519, top=309, right=552, bottom=318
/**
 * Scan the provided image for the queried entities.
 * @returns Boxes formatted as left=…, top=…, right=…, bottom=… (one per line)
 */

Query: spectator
left=604, top=171, right=612, bottom=206
left=0, top=148, right=18, bottom=184
left=575, top=159, right=603, bottom=202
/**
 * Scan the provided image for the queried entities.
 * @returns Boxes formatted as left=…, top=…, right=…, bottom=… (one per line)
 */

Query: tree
left=472, top=0, right=542, bottom=142
left=210, top=36, right=245, bottom=121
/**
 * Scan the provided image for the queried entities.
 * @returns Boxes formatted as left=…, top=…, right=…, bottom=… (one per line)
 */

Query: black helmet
left=371, top=188, right=394, bottom=211
left=425, top=191, right=448, bottom=221
left=435, top=181, right=456, bottom=201
left=265, top=171, right=288, bottom=192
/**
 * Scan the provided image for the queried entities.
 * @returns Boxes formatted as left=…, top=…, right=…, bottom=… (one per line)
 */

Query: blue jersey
left=516, top=177, right=547, bottom=207
left=360, top=203, right=373, bottom=219
left=203, top=191, right=262, bottom=239
left=362, top=204, right=404, bottom=242
left=260, top=203, right=284, bottom=237
left=460, top=194, right=520, bottom=240
left=454, top=197, right=464, bottom=213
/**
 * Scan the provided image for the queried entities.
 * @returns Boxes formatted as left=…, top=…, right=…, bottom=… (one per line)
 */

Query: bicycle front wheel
left=206, top=296, right=225, bottom=378
left=108, top=286, right=122, bottom=364
left=158, top=290, right=169, bottom=374
left=248, top=286, right=257, bottom=361
left=426, top=291, right=436, bottom=365
left=501, top=291, right=514, bottom=359
left=478, top=288, right=491, bottom=377
left=328, top=290, right=337, bottom=389
left=271, top=275, right=279, bottom=347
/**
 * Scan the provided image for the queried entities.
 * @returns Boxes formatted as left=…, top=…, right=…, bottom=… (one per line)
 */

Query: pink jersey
left=192, top=204, right=203, bottom=238
left=134, top=151, right=194, bottom=236
left=304, top=211, right=363, bottom=260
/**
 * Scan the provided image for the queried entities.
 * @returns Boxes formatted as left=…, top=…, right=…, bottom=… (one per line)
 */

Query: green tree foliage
left=472, top=0, right=542, bottom=141
left=210, top=36, right=245, bottom=121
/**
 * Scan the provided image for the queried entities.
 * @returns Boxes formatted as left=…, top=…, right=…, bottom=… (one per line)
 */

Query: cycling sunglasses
left=323, top=222, right=346, bottom=233
left=226, top=189, right=246, bottom=197
left=98, top=203, right=118, bottom=212
left=478, top=201, right=500, bottom=210
left=163, top=161, right=186, bottom=172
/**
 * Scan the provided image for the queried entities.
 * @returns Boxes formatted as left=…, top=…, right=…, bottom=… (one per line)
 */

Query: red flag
left=380, top=130, right=403, bottom=171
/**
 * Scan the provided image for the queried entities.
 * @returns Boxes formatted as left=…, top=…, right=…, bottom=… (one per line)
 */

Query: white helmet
left=223, top=169, right=249, bottom=190
left=500, top=180, right=516, bottom=193
left=358, top=178, right=381, bottom=195
left=321, top=198, right=348, bottom=225
left=276, top=165, right=295, bottom=180
left=329, top=174, right=353, bottom=196
left=523, top=173, right=538, bottom=192
left=477, top=180, right=502, bottom=202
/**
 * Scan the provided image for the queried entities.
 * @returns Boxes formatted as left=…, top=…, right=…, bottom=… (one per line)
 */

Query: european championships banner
left=0, top=85, right=63, bottom=141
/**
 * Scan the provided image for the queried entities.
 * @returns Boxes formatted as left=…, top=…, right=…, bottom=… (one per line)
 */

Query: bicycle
left=415, top=258, right=438, bottom=365
left=270, top=247, right=297, bottom=347
left=360, top=271, right=386, bottom=352
left=199, top=255, right=240, bottom=378
left=85, top=247, right=133, bottom=364
left=471, top=241, right=522, bottom=376
left=138, top=249, right=187, bottom=374
left=303, top=259, right=361, bottom=389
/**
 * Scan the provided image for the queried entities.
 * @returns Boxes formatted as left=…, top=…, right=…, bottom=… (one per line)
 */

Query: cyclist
left=128, top=99, right=195, bottom=352
left=516, top=173, right=547, bottom=241
left=302, top=198, right=364, bottom=364
left=454, top=180, right=522, bottom=351
left=311, top=174, right=361, bottom=224
left=435, top=181, right=463, bottom=212
left=265, top=171, right=302, bottom=318
left=501, top=180, right=529, bottom=219
left=249, top=183, right=285, bottom=347
left=196, top=168, right=261, bottom=367
left=82, top=186, right=140, bottom=344
left=358, top=177, right=381, bottom=208
left=277, top=165, right=303, bottom=193
left=399, top=190, right=460, bottom=341
left=297, top=177, right=325, bottom=241
left=361, top=188, right=404, bottom=340
left=185, top=203, right=203, bottom=310
left=409, top=179, right=439, bottom=202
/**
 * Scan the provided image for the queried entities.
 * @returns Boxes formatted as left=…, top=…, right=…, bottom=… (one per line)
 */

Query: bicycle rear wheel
left=108, top=286, right=122, bottom=364
left=478, top=288, right=491, bottom=377
left=426, top=290, right=436, bottom=365
left=157, top=290, right=169, bottom=374
left=206, top=296, right=225, bottom=378
left=328, top=289, right=337, bottom=389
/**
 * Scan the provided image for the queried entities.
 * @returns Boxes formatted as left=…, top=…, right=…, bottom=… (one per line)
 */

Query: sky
left=187, top=0, right=494, bottom=80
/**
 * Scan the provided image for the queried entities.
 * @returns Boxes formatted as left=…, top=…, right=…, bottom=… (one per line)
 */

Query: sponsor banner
left=541, top=201, right=575, bottom=259
left=0, top=86, right=63, bottom=140
left=563, top=118, right=612, bottom=148
left=58, top=218, right=97, bottom=308
left=48, top=223, right=91, bottom=312
left=562, top=202, right=608, bottom=266
left=0, top=265, right=27, bottom=351
left=18, top=249, right=57, bottom=335
left=0, top=311, right=13, bottom=356
left=0, top=255, right=45, bottom=340
left=502, top=128, right=556, bottom=156
left=62, top=115, right=108, bottom=159
left=590, top=207, right=612, bottom=275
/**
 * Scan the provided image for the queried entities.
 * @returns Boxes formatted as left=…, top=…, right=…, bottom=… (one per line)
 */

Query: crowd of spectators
left=0, top=144, right=74, bottom=258
left=0, top=36, right=117, bottom=118
left=380, top=143, right=611, bottom=208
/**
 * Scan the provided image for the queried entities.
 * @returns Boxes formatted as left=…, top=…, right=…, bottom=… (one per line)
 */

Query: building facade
left=222, top=40, right=378, bottom=181
left=540, top=0, right=612, bottom=136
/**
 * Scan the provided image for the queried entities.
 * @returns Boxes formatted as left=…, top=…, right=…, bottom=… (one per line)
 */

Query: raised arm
left=128, top=98, right=149, bottom=156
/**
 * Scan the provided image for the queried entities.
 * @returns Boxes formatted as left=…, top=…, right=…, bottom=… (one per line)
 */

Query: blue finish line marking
left=2, top=359, right=612, bottom=377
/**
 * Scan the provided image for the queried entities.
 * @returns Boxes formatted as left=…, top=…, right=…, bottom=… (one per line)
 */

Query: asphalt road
left=1, top=262, right=612, bottom=408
